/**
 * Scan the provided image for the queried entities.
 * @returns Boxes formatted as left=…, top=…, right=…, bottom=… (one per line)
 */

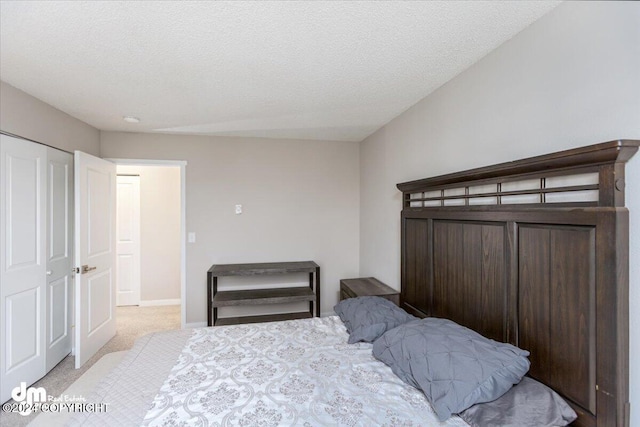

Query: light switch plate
left=235, top=204, right=242, bottom=214
left=188, top=232, right=196, bottom=243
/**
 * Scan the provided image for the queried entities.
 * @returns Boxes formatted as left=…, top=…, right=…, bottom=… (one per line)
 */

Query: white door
left=74, top=151, right=116, bottom=369
left=46, top=148, right=73, bottom=372
left=0, top=135, right=47, bottom=403
left=116, top=175, right=141, bottom=306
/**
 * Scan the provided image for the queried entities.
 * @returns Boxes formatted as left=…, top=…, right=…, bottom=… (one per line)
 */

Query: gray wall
left=117, top=165, right=181, bottom=303
left=0, top=81, right=100, bottom=155
left=359, top=1, right=640, bottom=422
left=100, top=132, right=360, bottom=323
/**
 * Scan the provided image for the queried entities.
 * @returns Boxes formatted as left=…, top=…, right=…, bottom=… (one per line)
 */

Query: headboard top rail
left=397, top=140, right=639, bottom=209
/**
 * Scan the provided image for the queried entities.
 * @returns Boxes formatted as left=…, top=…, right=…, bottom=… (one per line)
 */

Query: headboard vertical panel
left=548, top=226, right=596, bottom=412
left=462, top=224, right=483, bottom=332
left=506, top=220, right=519, bottom=346
left=402, top=219, right=430, bottom=317
left=479, top=223, right=507, bottom=342
left=431, top=221, right=508, bottom=342
left=433, top=222, right=461, bottom=324
left=517, top=225, right=552, bottom=379
left=518, top=224, right=597, bottom=416
left=397, top=140, right=639, bottom=427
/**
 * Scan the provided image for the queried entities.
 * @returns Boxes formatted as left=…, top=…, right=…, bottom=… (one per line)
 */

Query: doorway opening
left=110, top=159, right=187, bottom=329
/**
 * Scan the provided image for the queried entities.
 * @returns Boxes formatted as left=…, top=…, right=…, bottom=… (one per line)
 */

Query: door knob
left=81, top=265, right=97, bottom=274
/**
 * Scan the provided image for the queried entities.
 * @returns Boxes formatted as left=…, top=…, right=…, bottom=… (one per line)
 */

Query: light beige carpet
left=0, top=305, right=181, bottom=427
left=28, top=351, right=127, bottom=427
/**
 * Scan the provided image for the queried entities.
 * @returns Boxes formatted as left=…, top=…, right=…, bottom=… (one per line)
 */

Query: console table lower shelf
left=207, top=261, right=320, bottom=326
left=215, top=312, right=314, bottom=326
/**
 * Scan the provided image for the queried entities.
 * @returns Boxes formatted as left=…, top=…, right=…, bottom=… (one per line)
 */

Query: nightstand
left=340, top=277, right=400, bottom=306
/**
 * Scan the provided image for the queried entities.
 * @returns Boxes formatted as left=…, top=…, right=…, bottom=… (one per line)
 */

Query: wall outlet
left=235, top=204, right=242, bottom=214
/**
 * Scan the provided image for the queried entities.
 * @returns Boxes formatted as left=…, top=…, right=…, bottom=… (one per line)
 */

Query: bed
left=69, top=139, right=638, bottom=427
left=71, top=316, right=471, bottom=426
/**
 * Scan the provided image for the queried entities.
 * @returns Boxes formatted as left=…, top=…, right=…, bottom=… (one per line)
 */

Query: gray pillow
left=333, top=296, right=415, bottom=344
left=459, top=376, right=577, bottom=427
left=372, top=317, right=530, bottom=421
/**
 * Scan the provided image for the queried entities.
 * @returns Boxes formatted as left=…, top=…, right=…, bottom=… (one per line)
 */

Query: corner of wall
left=1, top=80, right=100, bottom=155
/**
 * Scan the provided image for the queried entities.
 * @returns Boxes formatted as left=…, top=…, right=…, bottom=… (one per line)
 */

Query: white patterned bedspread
left=142, top=316, right=469, bottom=427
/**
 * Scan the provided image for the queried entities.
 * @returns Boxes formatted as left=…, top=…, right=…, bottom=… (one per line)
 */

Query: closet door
left=0, top=135, right=47, bottom=403
left=45, top=148, right=73, bottom=372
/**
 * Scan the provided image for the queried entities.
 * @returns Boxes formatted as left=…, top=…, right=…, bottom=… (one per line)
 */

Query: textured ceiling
left=0, top=1, right=559, bottom=142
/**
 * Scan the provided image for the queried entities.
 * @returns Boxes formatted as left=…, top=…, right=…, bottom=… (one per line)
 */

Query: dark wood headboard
left=397, top=140, right=639, bottom=427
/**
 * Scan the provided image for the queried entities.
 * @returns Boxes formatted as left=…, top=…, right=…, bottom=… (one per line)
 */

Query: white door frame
left=106, top=158, right=187, bottom=328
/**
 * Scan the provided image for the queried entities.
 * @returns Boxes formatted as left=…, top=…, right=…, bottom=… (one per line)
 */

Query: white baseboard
left=184, top=321, right=208, bottom=328
left=139, top=298, right=181, bottom=307
left=321, top=310, right=336, bottom=318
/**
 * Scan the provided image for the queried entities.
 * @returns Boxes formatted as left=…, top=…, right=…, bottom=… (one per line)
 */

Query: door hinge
left=72, top=267, right=80, bottom=274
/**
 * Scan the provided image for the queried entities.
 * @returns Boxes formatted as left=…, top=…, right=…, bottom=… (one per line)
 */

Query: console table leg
left=315, top=266, right=321, bottom=317
left=308, top=272, right=314, bottom=317
left=212, top=276, right=218, bottom=326
left=207, top=272, right=212, bottom=326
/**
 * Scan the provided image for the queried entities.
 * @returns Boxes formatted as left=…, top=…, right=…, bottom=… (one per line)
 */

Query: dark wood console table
left=207, top=261, right=320, bottom=326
